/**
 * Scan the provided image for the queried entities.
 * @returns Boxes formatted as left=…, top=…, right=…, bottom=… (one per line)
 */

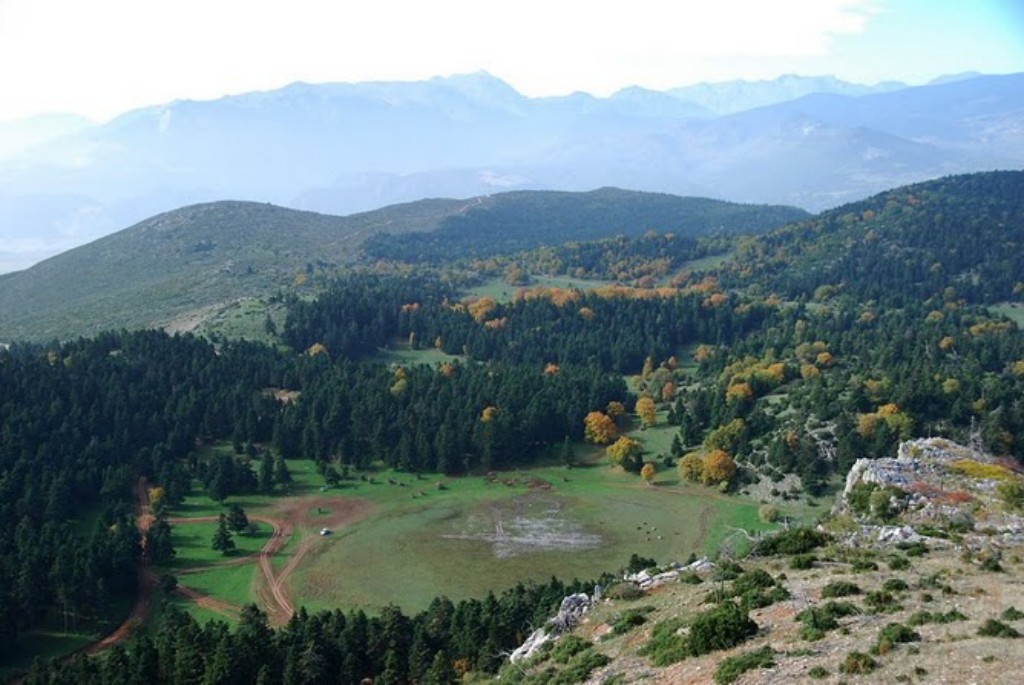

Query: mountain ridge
left=2, top=72, right=1020, bottom=273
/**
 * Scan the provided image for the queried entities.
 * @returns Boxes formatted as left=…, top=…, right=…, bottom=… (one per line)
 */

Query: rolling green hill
left=0, top=189, right=808, bottom=342
left=720, top=170, right=1024, bottom=306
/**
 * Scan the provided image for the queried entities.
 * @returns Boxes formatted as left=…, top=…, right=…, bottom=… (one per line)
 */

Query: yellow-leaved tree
left=635, top=396, right=657, bottom=428
left=584, top=411, right=618, bottom=445
left=606, top=436, right=643, bottom=473
left=701, top=449, right=737, bottom=486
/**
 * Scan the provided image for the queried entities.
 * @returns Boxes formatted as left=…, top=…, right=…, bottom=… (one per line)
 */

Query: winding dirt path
left=84, top=478, right=155, bottom=655
left=169, top=514, right=295, bottom=620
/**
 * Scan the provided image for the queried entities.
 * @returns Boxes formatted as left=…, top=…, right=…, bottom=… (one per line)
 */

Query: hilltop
left=2, top=72, right=1020, bottom=272
left=0, top=189, right=806, bottom=342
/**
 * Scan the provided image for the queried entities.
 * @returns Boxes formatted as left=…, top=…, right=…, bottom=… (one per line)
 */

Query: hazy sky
left=0, top=0, right=1022, bottom=121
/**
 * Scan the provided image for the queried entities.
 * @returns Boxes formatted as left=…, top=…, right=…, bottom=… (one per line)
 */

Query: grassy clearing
left=177, top=563, right=257, bottom=611
left=376, top=345, right=463, bottom=366
left=466, top=275, right=614, bottom=302
left=991, top=302, right=1024, bottom=327
left=167, top=521, right=271, bottom=570
left=164, top=443, right=783, bottom=619
left=290, top=451, right=774, bottom=614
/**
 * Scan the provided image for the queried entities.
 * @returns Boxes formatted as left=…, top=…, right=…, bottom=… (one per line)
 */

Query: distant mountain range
left=1, top=71, right=1021, bottom=273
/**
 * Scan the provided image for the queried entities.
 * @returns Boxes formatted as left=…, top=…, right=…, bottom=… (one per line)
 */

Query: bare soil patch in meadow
left=441, top=492, right=602, bottom=559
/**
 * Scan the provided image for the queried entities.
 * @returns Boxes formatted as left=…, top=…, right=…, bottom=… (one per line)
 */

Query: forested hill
left=363, top=187, right=809, bottom=263
left=719, top=171, right=1024, bottom=306
left=0, top=189, right=807, bottom=343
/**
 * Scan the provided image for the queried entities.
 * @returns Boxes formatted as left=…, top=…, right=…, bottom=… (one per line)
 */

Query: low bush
left=907, top=609, right=967, bottom=626
left=603, top=582, right=643, bottom=600
left=875, top=622, right=920, bottom=654
left=882, top=578, right=909, bottom=593
left=888, top=555, right=911, bottom=570
left=550, top=635, right=591, bottom=664
left=978, top=619, right=1021, bottom=638
left=821, top=581, right=861, bottom=598
left=790, top=554, right=816, bottom=570
left=1001, top=606, right=1024, bottom=621
left=714, top=646, right=775, bottom=684
left=753, top=527, right=828, bottom=556
left=551, top=650, right=611, bottom=685
left=807, top=665, right=829, bottom=679
left=687, top=602, right=758, bottom=657
left=865, top=590, right=902, bottom=613
left=679, top=572, right=703, bottom=584
left=797, top=601, right=859, bottom=640
left=839, top=651, right=878, bottom=675
left=638, top=617, right=689, bottom=666
left=611, top=606, right=654, bottom=635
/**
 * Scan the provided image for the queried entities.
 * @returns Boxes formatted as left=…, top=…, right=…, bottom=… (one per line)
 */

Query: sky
left=0, top=0, right=1022, bottom=122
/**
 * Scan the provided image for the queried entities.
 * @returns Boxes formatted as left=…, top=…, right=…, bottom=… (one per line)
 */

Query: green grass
left=164, top=445, right=780, bottom=619
left=376, top=345, right=463, bottom=366
left=991, top=302, right=1024, bottom=328
left=466, top=275, right=614, bottom=302
left=289, top=452, right=774, bottom=614
left=177, top=563, right=256, bottom=613
left=166, top=521, right=270, bottom=570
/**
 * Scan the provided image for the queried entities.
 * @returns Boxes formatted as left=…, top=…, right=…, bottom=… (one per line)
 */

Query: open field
left=466, top=275, right=615, bottom=302
left=160, top=441, right=808, bottom=622
left=992, top=301, right=1024, bottom=327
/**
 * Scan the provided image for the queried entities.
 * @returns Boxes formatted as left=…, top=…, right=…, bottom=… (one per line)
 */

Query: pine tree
left=211, top=514, right=235, bottom=555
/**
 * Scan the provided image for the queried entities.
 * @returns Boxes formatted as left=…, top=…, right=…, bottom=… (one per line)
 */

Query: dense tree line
left=23, top=577, right=601, bottom=685
left=284, top=273, right=775, bottom=373
left=0, top=331, right=285, bottom=656
left=273, top=358, right=627, bottom=473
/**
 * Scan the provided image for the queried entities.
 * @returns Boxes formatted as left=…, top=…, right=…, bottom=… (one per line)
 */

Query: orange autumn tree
left=701, top=449, right=737, bottom=486
left=640, top=462, right=657, bottom=485
left=584, top=411, right=618, bottom=444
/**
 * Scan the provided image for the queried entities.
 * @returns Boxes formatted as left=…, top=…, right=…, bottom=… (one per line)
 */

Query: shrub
left=712, top=560, right=745, bottom=581
left=797, top=601, right=859, bottom=640
left=888, top=555, right=911, bottom=570
left=907, top=609, right=967, bottom=626
left=603, top=582, right=643, bottom=600
left=714, top=646, right=775, bottom=684
left=790, top=554, right=817, bottom=570
left=897, top=541, right=929, bottom=557
left=839, top=651, right=878, bottom=675
left=851, top=559, right=879, bottom=572
left=1001, top=606, right=1024, bottom=621
left=611, top=606, right=654, bottom=635
left=753, top=527, right=828, bottom=556
left=978, top=619, right=1021, bottom=638
left=807, top=665, right=829, bottom=679
left=679, top=572, right=703, bottom=584
left=626, top=553, right=658, bottom=574
left=687, top=602, right=758, bottom=657
left=882, top=578, right=909, bottom=593
left=551, top=650, right=611, bottom=685
left=875, top=622, right=920, bottom=654
left=550, top=635, right=592, bottom=664
left=758, top=504, right=781, bottom=523
left=638, top=617, right=688, bottom=666
left=865, top=590, right=902, bottom=613
left=996, top=479, right=1024, bottom=511
left=821, top=581, right=861, bottom=598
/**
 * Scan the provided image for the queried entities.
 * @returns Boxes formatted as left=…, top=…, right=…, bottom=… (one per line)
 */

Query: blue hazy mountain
left=1, top=71, right=1020, bottom=272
